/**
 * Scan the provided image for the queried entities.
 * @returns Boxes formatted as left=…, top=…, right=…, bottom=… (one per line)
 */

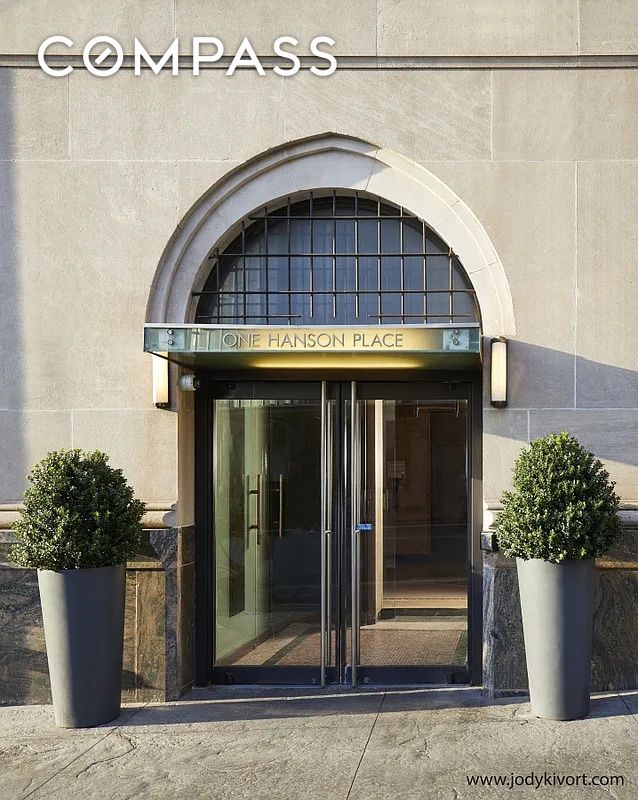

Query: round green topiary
left=497, top=431, right=622, bottom=562
left=10, top=449, right=145, bottom=571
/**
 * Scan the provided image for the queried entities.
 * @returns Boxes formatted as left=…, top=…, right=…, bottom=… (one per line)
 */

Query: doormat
left=272, top=628, right=466, bottom=667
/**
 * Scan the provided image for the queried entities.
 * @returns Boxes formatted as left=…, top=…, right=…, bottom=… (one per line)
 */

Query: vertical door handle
left=350, top=381, right=360, bottom=686
left=320, top=381, right=331, bottom=687
left=321, top=387, right=337, bottom=685
left=325, top=528, right=332, bottom=663
left=326, top=395, right=334, bottom=665
left=244, top=473, right=253, bottom=549
left=246, top=474, right=263, bottom=545
left=277, top=474, right=284, bottom=538
left=257, top=473, right=267, bottom=545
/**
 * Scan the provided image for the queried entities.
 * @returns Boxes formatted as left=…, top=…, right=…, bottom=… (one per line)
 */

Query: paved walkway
left=1, top=687, right=636, bottom=799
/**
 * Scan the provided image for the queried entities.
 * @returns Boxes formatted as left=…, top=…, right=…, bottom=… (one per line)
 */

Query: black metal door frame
left=194, top=371, right=482, bottom=687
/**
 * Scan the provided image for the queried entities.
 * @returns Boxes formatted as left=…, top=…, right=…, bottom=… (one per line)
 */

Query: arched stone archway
left=147, top=134, right=512, bottom=689
left=146, top=134, right=515, bottom=337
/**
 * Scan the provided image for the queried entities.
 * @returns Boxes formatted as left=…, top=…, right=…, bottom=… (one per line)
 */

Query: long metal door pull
left=277, top=474, right=284, bottom=538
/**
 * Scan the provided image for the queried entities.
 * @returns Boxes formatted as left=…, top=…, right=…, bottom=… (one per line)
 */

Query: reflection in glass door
left=210, top=380, right=474, bottom=685
left=213, top=400, right=269, bottom=661
left=213, top=394, right=333, bottom=683
left=349, top=389, right=469, bottom=684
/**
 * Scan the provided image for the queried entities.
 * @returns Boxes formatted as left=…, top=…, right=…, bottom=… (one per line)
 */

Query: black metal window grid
left=194, top=191, right=480, bottom=326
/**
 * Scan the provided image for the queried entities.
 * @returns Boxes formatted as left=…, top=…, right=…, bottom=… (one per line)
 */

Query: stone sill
left=0, top=503, right=177, bottom=531
left=0, top=528, right=170, bottom=571
left=485, top=551, right=638, bottom=571
left=0, top=560, right=163, bottom=570
left=484, top=503, right=638, bottom=530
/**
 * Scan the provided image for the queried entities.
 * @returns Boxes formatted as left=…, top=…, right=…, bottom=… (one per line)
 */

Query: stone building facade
left=0, top=1, right=637, bottom=701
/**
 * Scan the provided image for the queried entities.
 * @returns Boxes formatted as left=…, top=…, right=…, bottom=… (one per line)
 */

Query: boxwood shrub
left=10, top=450, right=145, bottom=571
left=497, top=432, right=622, bottom=562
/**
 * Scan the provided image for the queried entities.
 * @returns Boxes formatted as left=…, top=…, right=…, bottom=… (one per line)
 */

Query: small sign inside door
left=388, top=460, right=406, bottom=479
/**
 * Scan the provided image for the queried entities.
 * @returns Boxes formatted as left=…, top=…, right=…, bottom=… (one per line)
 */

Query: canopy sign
left=144, top=324, right=481, bottom=369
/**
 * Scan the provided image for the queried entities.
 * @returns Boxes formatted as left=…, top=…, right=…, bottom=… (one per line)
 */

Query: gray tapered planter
left=516, top=557, right=595, bottom=720
left=38, top=564, right=125, bottom=728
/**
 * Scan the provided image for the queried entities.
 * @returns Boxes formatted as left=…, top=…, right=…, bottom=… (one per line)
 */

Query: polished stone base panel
left=0, top=527, right=195, bottom=705
left=2, top=526, right=636, bottom=704
left=0, top=563, right=50, bottom=704
left=482, top=529, right=638, bottom=697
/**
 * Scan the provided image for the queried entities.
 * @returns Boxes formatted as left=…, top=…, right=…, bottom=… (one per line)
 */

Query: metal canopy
left=144, top=324, right=482, bottom=370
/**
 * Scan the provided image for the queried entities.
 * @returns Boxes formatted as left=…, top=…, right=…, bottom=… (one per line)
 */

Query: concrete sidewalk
left=1, top=687, right=636, bottom=800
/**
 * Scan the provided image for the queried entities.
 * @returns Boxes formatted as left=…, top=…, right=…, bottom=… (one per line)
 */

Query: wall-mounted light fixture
left=490, top=337, right=508, bottom=408
left=152, top=353, right=169, bottom=409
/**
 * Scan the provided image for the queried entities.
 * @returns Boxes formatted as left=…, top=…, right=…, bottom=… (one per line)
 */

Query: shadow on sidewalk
left=112, top=686, right=638, bottom=728
left=119, top=685, right=528, bottom=727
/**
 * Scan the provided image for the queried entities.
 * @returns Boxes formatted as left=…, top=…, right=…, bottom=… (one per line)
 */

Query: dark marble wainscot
left=0, top=538, right=50, bottom=704
left=0, top=528, right=184, bottom=705
left=482, top=526, right=638, bottom=697
left=122, top=528, right=178, bottom=702
left=177, top=525, right=195, bottom=696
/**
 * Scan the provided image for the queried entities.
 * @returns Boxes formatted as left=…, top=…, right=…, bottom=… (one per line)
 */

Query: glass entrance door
left=212, top=384, right=332, bottom=684
left=348, top=383, right=471, bottom=685
left=209, top=380, right=474, bottom=685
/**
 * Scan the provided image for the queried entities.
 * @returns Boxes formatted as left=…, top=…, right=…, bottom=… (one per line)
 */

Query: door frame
left=194, top=369, right=483, bottom=687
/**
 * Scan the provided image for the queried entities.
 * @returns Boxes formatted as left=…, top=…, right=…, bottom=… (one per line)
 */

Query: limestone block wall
left=0, top=1, right=637, bottom=698
left=1, top=2, right=636, bottom=521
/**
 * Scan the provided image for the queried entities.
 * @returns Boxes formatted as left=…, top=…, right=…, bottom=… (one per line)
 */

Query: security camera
left=178, top=374, right=201, bottom=392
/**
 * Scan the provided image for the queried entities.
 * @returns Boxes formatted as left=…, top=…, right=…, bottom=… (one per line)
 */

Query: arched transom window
left=194, top=192, right=479, bottom=326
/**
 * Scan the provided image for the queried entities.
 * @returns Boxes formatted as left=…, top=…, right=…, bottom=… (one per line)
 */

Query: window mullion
left=193, top=194, right=479, bottom=329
